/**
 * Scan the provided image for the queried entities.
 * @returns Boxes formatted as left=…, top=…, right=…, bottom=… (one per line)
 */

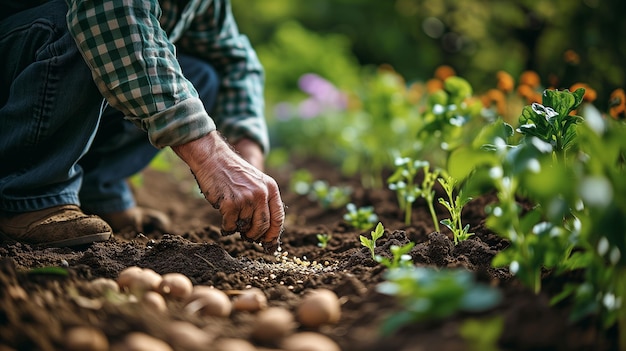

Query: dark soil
left=0, top=157, right=618, bottom=351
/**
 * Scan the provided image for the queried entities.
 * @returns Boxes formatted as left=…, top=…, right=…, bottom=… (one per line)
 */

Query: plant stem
left=426, top=199, right=439, bottom=233
left=618, top=268, right=626, bottom=351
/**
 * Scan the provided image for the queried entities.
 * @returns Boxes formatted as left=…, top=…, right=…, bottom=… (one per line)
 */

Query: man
left=0, top=0, right=285, bottom=251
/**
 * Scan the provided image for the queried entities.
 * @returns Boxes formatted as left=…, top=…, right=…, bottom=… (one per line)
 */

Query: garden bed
left=0, top=158, right=617, bottom=351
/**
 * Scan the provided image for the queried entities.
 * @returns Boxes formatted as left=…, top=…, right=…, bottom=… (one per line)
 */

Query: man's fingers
left=260, top=187, right=286, bottom=250
left=236, top=201, right=255, bottom=234
left=220, top=209, right=239, bottom=236
left=265, top=186, right=285, bottom=241
left=243, top=208, right=270, bottom=242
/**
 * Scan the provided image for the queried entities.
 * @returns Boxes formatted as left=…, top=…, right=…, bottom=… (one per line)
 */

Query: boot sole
left=0, top=231, right=111, bottom=248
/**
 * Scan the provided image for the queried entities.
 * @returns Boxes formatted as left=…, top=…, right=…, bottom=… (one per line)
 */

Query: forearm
left=65, top=0, right=213, bottom=148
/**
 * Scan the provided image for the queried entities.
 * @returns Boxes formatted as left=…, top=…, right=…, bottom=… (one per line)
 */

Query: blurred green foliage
left=232, top=0, right=624, bottom=110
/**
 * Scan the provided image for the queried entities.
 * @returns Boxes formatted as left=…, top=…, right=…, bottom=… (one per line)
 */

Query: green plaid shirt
left=65, top=0, right=268, bottom=151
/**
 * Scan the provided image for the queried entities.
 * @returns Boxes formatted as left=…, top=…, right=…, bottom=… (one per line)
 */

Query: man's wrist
left=171, top=131, right=225, bottom=171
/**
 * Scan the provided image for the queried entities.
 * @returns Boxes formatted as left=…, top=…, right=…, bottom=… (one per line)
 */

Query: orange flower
left=407, top=82, right=425, bottom=104
left=496, top=71, right=515, bottom=93
left=481, top=89, right=507, bottom=116
left=426, top=78, right=444, bottom=94
left=609, top=88, right=626, bottom=120
left=564, top=50, right=580, bottom=65
left=519, top=71, right=541, bottom=89
left=434, top=65, right=456, bottom=81
left=569, top=83, right=597, bottom=103
left=517, top=84, right=542, bottom=104
left=378, top=63, right=396, bottom=74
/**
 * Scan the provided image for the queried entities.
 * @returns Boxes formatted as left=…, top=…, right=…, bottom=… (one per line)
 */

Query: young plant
left=517, top=88, right=585, bottom=161
left=387, top=157, right=426, bottom=225
left=484, top=137, right=577, bottom=294
left=416, top=76, right=485, bottom=166
left=420, top=163, right=441, bottom=233
left=376, top=242, right=415, bottom=269
left=344, top=203, right=379, bottom=231
left=289, top=169, right=315, bottom=195
left=308, top=180, right=352, bottom=210
left=359, top=222, right=385, bottom=260
left=316, top=233, right=331, bottom=249
left=376, top=267, right=502, bottom=335
left=388, top=157, right=442, bottom=229
left=437, top=174, right=473, bottom=244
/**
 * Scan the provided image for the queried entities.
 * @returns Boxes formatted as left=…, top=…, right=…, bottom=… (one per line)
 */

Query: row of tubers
left=65, top=266, right=342, bottom=351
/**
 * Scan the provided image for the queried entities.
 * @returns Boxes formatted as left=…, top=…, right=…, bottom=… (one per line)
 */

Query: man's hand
left=171, top=132, right=284, bottom=251
left=232, top=138, right=265, bottom=171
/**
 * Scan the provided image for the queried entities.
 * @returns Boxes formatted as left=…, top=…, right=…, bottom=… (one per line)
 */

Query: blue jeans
left=0, top=0, right=219, bottom=214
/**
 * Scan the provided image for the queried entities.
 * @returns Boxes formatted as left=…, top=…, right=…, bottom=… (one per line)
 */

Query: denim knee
left=0, top=0, right=103, bottom=213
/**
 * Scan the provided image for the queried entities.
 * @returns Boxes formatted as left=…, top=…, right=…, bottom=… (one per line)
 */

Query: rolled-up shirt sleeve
left=176, top=0, right=269, bottom=154
left=65, top=0, right=216, bottom=148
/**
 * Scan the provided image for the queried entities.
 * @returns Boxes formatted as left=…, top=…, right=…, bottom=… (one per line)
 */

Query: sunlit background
left=232, top=0, right=623, bottom=111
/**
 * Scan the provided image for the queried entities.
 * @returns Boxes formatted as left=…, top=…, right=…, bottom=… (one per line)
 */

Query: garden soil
left=0, top=157, right=618, bottom=351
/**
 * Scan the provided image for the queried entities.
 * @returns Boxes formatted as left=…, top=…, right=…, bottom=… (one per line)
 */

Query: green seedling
left=387, top=157, right=427, bottom=225
left=460, top=316, right=504, bottom=351
left=376, top=242, right=415, bottom=269
left=360, top=222, right=385, bottom=260
left=388, top=157, right=442, bottom=229
left=377, top=266, right=502, bottom=335
left=420, top=163, right=441, bottom=232
left=344, top=203, right=379, bottom=231
left=438, top=174, right=473, bottom=244
left=316, top=233, right=331, bottom=249
left=308, top=180, right=352, bottom=210
left=289, top=168, right=315, bottom=195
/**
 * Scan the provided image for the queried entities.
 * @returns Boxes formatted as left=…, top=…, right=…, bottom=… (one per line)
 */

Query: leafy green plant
left=289, top=168, right=315, bottom=195
left=415, top=76, right=485, bottom=166
left=484, top=137, right=576, bottom=294
left=376, top=267, right=502, bottom=335
left=376, top=242, right=415, bottom=269
left=345, top=203, right=379, bottom=231
left=517, top=88, right=585, bottom=161
left=387, top=157, right=429, bottom=225
left=338, top=69, right=423, bottom=189
left=437, top=174, right=474, bottom=244
left=308, top=180, right=352, bottom=210
left=459, top=316, right=504, bottom=351
left=359, top=222, right=385, bottom=260
left=359, top=222, right=414, bottom=268
left=316, top=233, right=331, bottom=249
left=387, top=157, right=442, bottom=228
left=544, top=117, right=626, bottom=337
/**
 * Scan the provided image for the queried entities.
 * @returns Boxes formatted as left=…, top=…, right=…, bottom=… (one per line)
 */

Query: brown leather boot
left=97, top=207, right=171, bottom=233
left=0, top=205, right=112, bottom=247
